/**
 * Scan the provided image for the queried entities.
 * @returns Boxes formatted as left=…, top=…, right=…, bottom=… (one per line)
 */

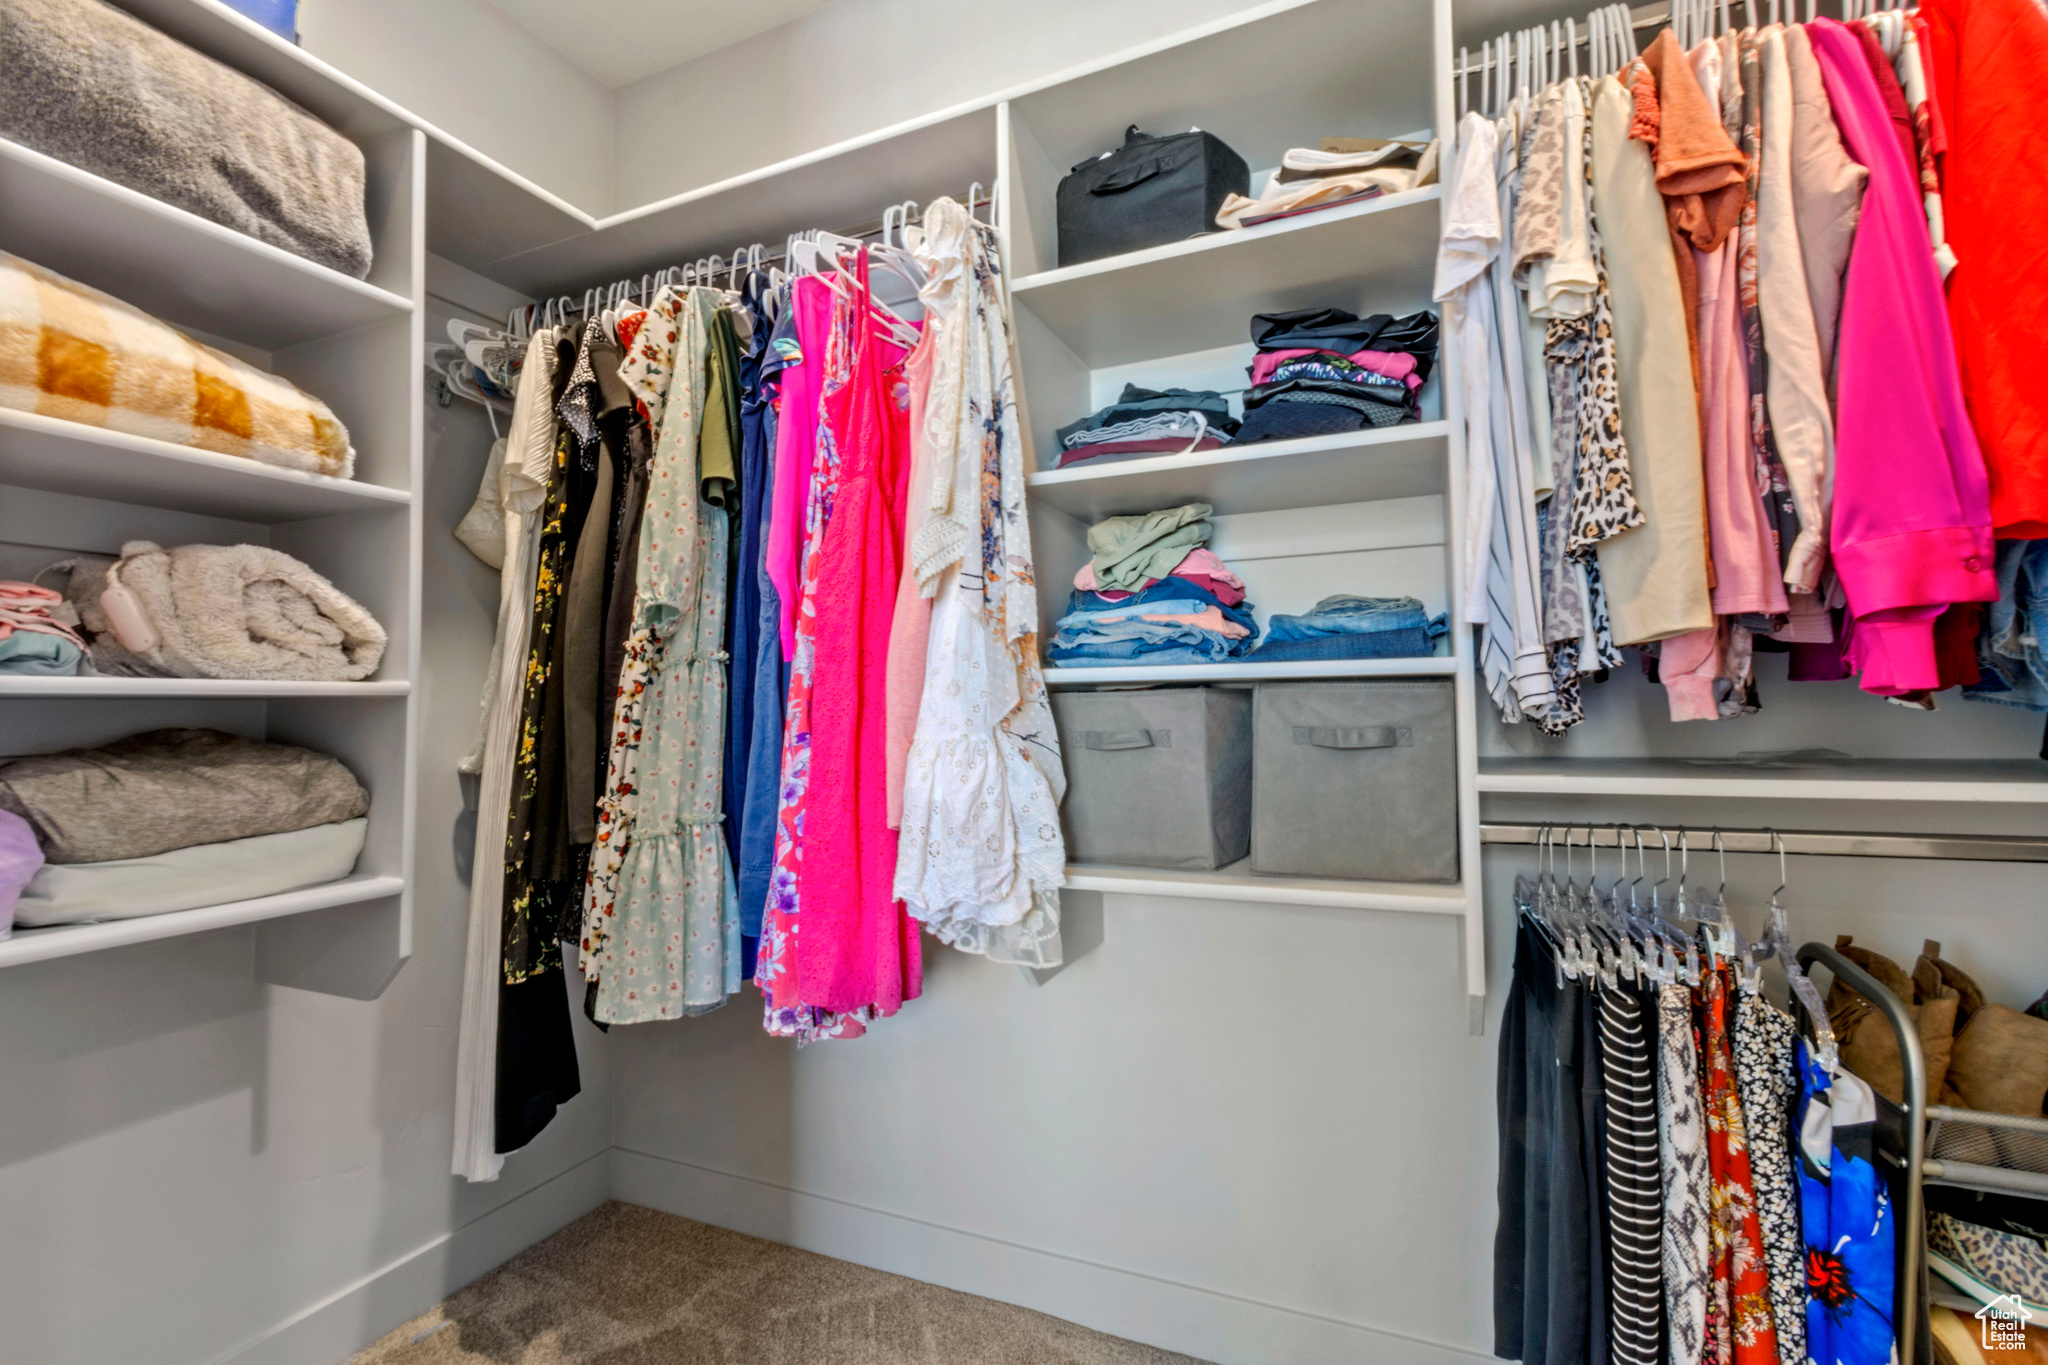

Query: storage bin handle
left=1083, top=728, right=1169, bottom=750
left=1292, top=725, right=1408, bottom=750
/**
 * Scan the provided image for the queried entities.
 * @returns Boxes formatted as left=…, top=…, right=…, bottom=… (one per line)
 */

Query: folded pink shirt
left=1073, top=548, right=1246, bottom=605
left=1248, top=347, right=1423, bottom=390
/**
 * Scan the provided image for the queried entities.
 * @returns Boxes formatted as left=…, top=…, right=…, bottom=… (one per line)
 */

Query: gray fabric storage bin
left=1251, top=681, right=1458, bottom=882
left=1049, top=687, right=1251, bottom=870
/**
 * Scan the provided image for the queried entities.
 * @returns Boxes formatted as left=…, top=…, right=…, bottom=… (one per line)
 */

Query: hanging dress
left=1732, top=990, right=1807, bottom=1365
left=894, top=199, right=1067, bottom=965
left=583, top=286, right=736, bottom=1023
left=757, top=258, right=918, bottom=1042
left=1701, top=967, right=1778, bottom=1365
left=1660, top=979, right=1712, bottom=1365
left=453, top=328, right=559, bottom=1182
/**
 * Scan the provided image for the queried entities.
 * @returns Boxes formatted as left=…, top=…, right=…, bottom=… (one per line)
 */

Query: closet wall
left=297, top=0, right=615, bottom=211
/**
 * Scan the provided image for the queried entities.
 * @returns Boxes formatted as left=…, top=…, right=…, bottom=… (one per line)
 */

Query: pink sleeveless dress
left=757, top=253, right=921, bottom=1039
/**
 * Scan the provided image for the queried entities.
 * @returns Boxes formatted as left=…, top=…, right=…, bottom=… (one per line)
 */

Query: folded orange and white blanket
left=0, top=250, right=354, bottom=478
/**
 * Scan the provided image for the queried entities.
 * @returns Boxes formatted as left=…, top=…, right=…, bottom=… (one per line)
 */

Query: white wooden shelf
left=1028, top=422, right=1449, bottom=520
left=0, top=407, right=410, bottom=522
left=1043, top=656, right=1454, bottom=685
left=1009, top=187, right=1441, bottom=367
left=0, top=678, right=408, bottom=698
left=1476, top=757, right=2048, bottom=803
left=0, top=874, right=406, bottom=971
left=0, top=137, right=413, bottom=350
left=1062, top=859, right=1466, bottom=913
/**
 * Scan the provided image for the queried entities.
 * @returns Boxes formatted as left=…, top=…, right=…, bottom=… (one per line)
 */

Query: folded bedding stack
left=1214, top=137, right=1439, bottom=231
left=1244, top=595, right=1448, bottom=662
left=0, top=728, right=368, bottom=927
left=1049, top=503, right=1260, bottom=666
left=0, top=0, right=372, bottom=277
left=1235, top=307, right=1439, bottom=444
left=0, top=580, right=86, bottom=675
left=44, top=540, right=387, bottom=682
left=0, top=252, right=357, bottom=478
left=1052, top=385, right=1238, bottom=470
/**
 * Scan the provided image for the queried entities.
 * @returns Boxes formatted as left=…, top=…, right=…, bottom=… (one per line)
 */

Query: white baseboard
left=609, top=1147, right=1490, bottom=1365
left=218, top=1149, right=611, bottom=1365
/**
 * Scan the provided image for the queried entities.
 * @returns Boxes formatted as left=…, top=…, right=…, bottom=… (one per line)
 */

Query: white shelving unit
left=65, top=0, right=1480, bottom=1010
left=0, top=27, right=423, bottom=995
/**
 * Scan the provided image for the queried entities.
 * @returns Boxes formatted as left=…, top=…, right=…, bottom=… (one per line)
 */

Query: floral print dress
left=1701, top=968, right=1779, bottom=1365
left=581, top=286, right=736, bottom=1024
left=1796, top=1040, right=1897, bottom=1365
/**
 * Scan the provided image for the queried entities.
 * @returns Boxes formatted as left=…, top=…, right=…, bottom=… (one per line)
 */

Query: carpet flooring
left=352, top=1202, right=1213, bottom=1365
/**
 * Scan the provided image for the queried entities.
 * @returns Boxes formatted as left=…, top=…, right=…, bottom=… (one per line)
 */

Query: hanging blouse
left=1590, top=72, right=1714, bottom=648
left=1918, top=0, right=2048, bottom=538
left=894, top=199, right=1067, bottom=966
left=1810, top=18, right=1995, bottom=695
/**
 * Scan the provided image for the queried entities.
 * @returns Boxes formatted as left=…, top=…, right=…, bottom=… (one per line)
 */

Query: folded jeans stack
left=1049, top=504, right=1260, bottom=666
left=1053, top=385, right=1238, bottom=469
left=1244, top=594, right=1448, bottom=662
left=1215, top=137, right=1441, bottom=230
left=0, top=728, right=370, bottom=927
left=1235, top=307, right=1439, bottom=443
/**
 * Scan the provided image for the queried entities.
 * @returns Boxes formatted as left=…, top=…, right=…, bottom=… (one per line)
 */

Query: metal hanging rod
left=1481, top=823, right=2048, bottom=863
left=522, top=190, right=998, bottom=329
left=1453, top=8, right=1670, bottom=77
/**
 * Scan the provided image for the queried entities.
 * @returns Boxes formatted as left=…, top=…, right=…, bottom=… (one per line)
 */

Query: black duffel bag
left=1056, top=125, right=1250, bottom=268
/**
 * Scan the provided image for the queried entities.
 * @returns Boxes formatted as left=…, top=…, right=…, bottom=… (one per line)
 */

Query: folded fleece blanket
left=14, top=817, right=365, bottom=926
left=57, top=540, right=386, bottom=681
left=0, top=0, right=373, bottom=278
left=0, top=726, right=367, bottom=864
left=0, top=252, right=355, bottom=478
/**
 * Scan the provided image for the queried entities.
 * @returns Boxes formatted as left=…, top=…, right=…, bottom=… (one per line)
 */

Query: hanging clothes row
left=1438, top=0, right=2048, bottom=733
left=1495, top=826, right=1902, bottom=1365
left=449, top=196, right=1068, bottom=1181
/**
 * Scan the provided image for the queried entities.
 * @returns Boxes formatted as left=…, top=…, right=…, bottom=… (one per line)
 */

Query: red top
left=1919, top=0, right=2048, bottom=538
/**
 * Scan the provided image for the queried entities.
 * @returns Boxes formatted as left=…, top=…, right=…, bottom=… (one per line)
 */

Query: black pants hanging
left=1495, top=921, right=1609, bottom=1365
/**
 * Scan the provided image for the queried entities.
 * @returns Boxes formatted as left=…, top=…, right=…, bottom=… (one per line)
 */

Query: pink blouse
left=1810, top=19, right=1995, bottom=693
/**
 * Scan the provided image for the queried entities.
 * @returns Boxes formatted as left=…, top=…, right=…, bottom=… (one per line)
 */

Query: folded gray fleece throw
left=0, top=727, right=368, bottom=864
left=0, top=0, right=373, bottom=278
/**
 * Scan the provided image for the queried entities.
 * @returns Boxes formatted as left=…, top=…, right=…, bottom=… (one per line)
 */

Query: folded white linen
left=13, top=817, right=367, bottom=926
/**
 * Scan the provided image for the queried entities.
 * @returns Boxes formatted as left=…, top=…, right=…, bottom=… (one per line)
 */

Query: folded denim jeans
left=1245, top=628, right=1439, bottom=661
left=1050, top=608, right=1250, bottom=663
left=1266, top=594, right=1437, bottom=642
left=1068, top=578, right=1257, bottom=639
left=1048, top=643, right=1234, bottom=667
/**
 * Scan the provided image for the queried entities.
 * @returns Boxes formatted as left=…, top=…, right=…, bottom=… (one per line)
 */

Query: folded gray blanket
left=0, top=0, right=372, bottom=278
left=0, top=727, right=367, bottom=864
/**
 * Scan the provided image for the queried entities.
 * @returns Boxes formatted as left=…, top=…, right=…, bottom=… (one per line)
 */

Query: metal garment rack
left=1482, top=823, right=2048, bottom=863
left=1799, top=940, right=1929, bottom=1365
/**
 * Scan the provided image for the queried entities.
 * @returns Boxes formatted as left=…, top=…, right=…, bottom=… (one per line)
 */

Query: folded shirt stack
left=1243, top=594, right=1448, bottom=662
left=0, top=580, right=86, bottom=676
left=1235, top=307, right=1439, bottom=444
left=1053, top=385, right=1237, bottom=469
left=1049, top=504, right=1261, bottom=667
left=0, top=728, right=369, bottom=927
left=1214, top=138, right=1440, bottom=231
